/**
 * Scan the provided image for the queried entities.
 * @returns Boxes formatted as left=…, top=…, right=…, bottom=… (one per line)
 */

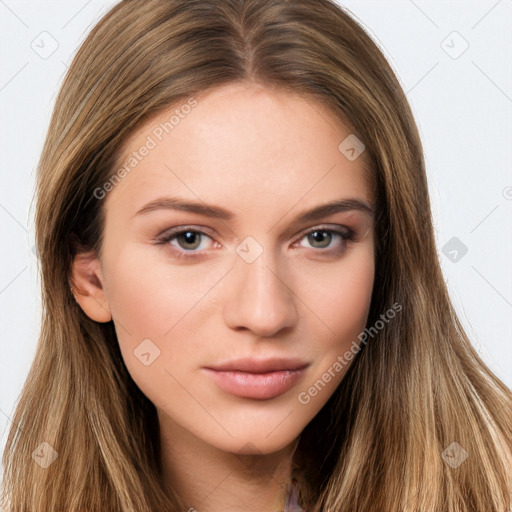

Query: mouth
left=202, top=357, right=310, bottom=400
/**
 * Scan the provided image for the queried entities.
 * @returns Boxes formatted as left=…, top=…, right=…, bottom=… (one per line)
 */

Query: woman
left=2, top=1, right=511, bottom=511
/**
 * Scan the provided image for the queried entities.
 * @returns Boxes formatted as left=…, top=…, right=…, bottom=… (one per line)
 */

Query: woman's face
left=75, top=82, right=375, bottom=455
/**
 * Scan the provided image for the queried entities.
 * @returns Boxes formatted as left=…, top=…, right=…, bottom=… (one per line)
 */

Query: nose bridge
left=223, top=236, right=298, bottom=335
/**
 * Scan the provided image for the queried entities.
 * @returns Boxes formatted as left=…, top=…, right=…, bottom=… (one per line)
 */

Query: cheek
left=102, top=243, right=220, bottom=338
left=291, top=256, right=374, bottom=413
left=297, top=247, right=374, bottom=386
left=330, top=261, right=374, bottom=337
left=302, top=247, right=374, bottom=346
left=100, top=244, right=225, bottom=386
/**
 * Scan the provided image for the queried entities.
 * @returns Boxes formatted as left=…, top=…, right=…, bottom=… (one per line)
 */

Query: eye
left=155, top=224, right=356, bottom=260
left=172, top=230, right=209, bottom=251
left=156, top=226, right=216, bottom=259
left=294, top=225, right=355, bottom=253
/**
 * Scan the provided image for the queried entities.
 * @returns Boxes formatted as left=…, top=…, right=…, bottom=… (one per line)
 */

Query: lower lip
left=202, top=367, right=307, bottom=400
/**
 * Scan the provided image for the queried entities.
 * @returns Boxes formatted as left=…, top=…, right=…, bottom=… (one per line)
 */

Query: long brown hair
left=2, top=1, right=511, bottom=510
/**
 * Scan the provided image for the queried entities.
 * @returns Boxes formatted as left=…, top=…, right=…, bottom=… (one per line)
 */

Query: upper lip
left=204, top=357, right=309, bottom=373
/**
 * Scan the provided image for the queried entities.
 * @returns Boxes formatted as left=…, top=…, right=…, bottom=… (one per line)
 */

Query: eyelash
left=155, top=224, right=356, bottom=260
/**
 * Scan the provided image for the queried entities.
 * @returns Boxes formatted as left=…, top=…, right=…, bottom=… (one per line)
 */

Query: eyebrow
left=133, top=196, right=375, bottom=225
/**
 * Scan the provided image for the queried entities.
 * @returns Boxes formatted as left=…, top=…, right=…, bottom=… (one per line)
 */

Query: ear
left=70, top=250, right=112, bottom=323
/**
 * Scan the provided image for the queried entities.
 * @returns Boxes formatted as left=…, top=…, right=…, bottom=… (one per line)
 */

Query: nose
left=222, top=246, right=299, bottom=338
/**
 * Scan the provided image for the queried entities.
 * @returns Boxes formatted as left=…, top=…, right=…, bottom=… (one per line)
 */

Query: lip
left=202, top=358, right=309, bottom=400
left=205, top=357, right=309, bottom=373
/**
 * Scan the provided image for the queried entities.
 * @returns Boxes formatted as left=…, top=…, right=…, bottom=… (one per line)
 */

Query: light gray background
left=1, top=0, right=511, bottom=480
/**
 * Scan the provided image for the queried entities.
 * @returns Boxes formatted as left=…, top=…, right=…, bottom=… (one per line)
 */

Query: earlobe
left=70, top=251, right=112, bottom=323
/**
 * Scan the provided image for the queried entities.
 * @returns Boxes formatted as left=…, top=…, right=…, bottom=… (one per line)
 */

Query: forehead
left=104, top=83, right=373, bottom=217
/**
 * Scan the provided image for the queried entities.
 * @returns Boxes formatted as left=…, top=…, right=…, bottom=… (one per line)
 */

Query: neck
left=158, top=412, right=299, bottom=512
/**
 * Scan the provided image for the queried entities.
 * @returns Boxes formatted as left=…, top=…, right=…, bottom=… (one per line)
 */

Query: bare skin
left=71, top=82, right=375, bottom=512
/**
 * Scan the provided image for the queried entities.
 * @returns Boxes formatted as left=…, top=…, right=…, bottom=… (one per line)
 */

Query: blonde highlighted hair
left=2, top=1, right=511, bottom=510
